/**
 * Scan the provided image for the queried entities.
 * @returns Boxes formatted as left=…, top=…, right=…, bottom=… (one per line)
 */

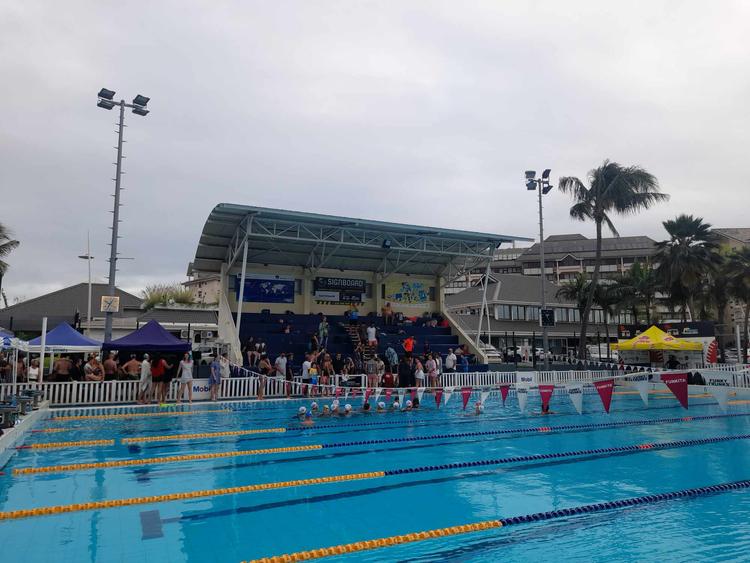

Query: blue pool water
left=2, top=389, right=750, bottom=562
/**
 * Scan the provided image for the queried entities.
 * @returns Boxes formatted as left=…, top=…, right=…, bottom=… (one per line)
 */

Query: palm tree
left=614, top=261, right=659, bottom=325
left=655, top=214, right=722, bottom=323
left=704, top=257, right=731, bottom=363
left=0, top=224, right=20, bottom=305
left=559, top=160, right=668, bottom=358
left=593, top=283, right=621, bottom=360
left=556, top=273, right=592, bottom=356
left=727, top=247, right=750, bottom=364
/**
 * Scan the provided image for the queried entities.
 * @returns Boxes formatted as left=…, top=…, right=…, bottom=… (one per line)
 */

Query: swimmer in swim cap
left=310, top=401, right=319, bottom=412
left=412, top=397, right=420, bottom=409
left=297, top=406, right=307, bottom=419
left=302, top=412, right=315, bottom=426
left=376, top=401, right=386, bottom=413
left=404, top=400, right=413, bottom=411
left=344, top=403, right=352, bottom=415
left=474, top=401, right=484, bottom=415
left=321, top=405, right=331, bottom=416
left=362, top=402, right=371, bottom=412
left=390, top=400, right=400, bottom=411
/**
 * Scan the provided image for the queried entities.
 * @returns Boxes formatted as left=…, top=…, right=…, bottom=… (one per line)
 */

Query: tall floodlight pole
left=96, top=88, right=150, bottom=341
left=525, top=169, right=554, bottom=370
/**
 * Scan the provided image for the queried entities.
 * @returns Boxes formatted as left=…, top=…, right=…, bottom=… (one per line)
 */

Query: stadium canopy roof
left=191, top=204, right=531, bottom=281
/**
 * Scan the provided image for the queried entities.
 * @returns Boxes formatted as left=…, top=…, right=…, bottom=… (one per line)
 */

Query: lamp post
left=96, top=88, right=150, bottom=342
left=525, top=169, right=554, bottom=370
left=77, top=231, right=94, bottom=334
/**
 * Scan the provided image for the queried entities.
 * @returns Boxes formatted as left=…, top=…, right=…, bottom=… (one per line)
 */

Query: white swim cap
left=298, top=406, right=307, bottom=414
left=311, top=401, right=318, bottom=409
left=344, top=404, right=352, bottom=412
left=378, top=402, right=385, bottom=409
left=406, top=400, right=413, bottom=407
left=393, top=401, right=400, bottom=409
left=332, top=400, right=340, bottom=408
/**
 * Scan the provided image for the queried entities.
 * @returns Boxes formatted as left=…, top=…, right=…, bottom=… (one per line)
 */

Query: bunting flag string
left=397, top=389, right=405, bottom=405
left=417, top=387, right=426, bottom=403
left=385, top=389, right=393, bottom=402
left=499, top=384, right=510, bottom=405
left=444, top=387, right=454, bottom=406
left=565, top=382, right=583, bottom=414
left=410, top=388, right=417, bottom=402
left=461, top=387, right=473, bottom=410
left=539, top=385, right=555, bottom=411
left=704, top=371, right=732, bottom=412
left=630, top=373, right=650, bottom=406
left=364, top=388, right=373, bottom=404
left=480, top=388, right=490, bottom=405
left=593, top=379, right=614, bottom=413
left=434, top=389, right=443, bottom=408
left=373, top=388, right=382, bottom=404
left=660, top=372, right=688, bottom=409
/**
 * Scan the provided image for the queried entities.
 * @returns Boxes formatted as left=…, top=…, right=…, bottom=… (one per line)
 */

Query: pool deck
left=0, top=401, right=50, bottom=470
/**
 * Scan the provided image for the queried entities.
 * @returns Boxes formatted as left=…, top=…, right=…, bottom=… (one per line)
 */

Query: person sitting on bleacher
left=402, top=335, right=416, bottom=358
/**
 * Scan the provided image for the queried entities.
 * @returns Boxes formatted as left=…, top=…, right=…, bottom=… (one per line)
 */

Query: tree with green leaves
left=727, top=247, right=750, bottom=364
left=703, top=256, right=731, bottom=363
left=559, top=160, right=668, bottom=358
left=0, top=224, right=20, bottom=307
left=614, top=261, right=659, bottom=325
left=655, top=214, right=723, bottom=323
left=593, top=283, right=621, bottom=360
left=556, top=273, right=592, bottom=355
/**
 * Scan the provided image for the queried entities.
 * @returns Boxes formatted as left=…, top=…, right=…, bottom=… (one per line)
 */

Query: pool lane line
left=30, top=428, right=70, bottom=434
left=243, top=478, right=750, bottom=562
left=17, top=411, right=750, bottom=473
left=15, top=439, right=115, bottom=450
left=3, top=433, right=749, bottom=520
left=121, top=428, right=287, bottom=444
left=13, top=445, right=324, bottom=475
left=49, top=409, right=232, bottom=422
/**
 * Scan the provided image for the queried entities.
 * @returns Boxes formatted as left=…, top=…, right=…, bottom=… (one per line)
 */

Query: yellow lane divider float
left=18, top=439, right=115, bottom=450
left=0, top=471, right=385, bottom=520
left=14, top=445, right=323, bottom=475
left=244, top=520, right=503, bottom=562
left=51, top=409, right=232, bottom=422
left=121, top=428, right=286, bottom=444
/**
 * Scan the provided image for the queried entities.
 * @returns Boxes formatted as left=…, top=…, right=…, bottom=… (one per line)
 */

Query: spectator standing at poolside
left=257, top=354, right=272, bottom=400
left=151, top=355, right=173, bottom=403
left=398, top=356, right=414, bottom=388
left=275, top=353, right=287, bottom=380
left=385, top=345, right=398, bottom=371
left=176, top=352, right=194, bottom=404
left=220, top=352, right=230, bottom=380
left=459, top=353, right=469, bottom=372
left=121, top=354, right=140, bottom=380
left=375, top=355, right=385, bottom=385
left=84, top=354, right=104, bottom=382
left=318, top=316, right=330, bottom=349
left=425, top=353, right=437, bottom=387
left=414, top=357, right=425, bottom=388
left=15, top=355, right=27, bottom=382
left=209, top=355, right=222, bottom=401
left=301, top=353, right=312, bottom=395
left=333, top=352, right=345, bottom=375
left=52, top=354, right=72, bottom=381
left=103, top=352, right=118, bottom=381
left=445, top=349, right=457, bottom=373
left=365, top=355, right=378, bottom=388
left=27, top=358, right=40, bottom=382
left=138, top=354, right=152, bottom=404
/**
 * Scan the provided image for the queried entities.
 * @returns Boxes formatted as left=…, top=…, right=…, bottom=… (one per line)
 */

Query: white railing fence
left=2, top=366, right=747, bottom=407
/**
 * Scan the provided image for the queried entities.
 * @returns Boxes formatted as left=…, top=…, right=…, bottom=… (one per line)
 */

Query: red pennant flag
left=499, top=384, right=510, bottom=405
left=461, top=387, right=473, bottom=410
left=364, top=388, right=372, bottom=403
left=385, top=389, right=393, bottom=402
left=410, top=388, right=416, bottom=401
left=539, top=385, right=555, bottom=410
left=593, top=379, right=615, bottom=413
left=311, top=385, right=318, bottom=395
left=435, top=389, right=443, bottom=408
left=301, top=383, right=307, bottom=395
left=335, top=386, right=342, bottom=398
left=661, top=372, right=689, bottom=409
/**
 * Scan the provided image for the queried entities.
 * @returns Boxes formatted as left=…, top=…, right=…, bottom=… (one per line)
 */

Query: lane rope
left=17, top=412, right=750, bottom=475
left=3, top=433, right=749, bottom=519
left=50, top=409, right=232, bottom=422
left=121, top=428, right=286, bottom=444
left=243, top=478, right=750, bottom=562
left=15, top=440, right=114, bottom=450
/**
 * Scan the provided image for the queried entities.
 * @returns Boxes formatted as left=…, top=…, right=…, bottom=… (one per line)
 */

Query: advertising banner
left=235, top=275, right=295, bottom=303
left=314, top=277, right=365, bottom=303
left=565, top=382, right=584, bottom=414
left=191, top=379, right=211, bottom=401
left=384, top=280, right=430, bottom=306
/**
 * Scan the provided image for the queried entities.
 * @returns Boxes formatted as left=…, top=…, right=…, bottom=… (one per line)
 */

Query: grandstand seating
left=234, top=312, right=488, bottom=373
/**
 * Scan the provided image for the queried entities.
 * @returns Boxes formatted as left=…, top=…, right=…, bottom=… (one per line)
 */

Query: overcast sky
left=2, top=1, right=749, bottom=303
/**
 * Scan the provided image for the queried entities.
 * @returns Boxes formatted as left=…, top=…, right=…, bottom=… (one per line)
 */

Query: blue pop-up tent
left=103, top=319, right=190, bottom=352
left=27, top=322, right=101, bottom=352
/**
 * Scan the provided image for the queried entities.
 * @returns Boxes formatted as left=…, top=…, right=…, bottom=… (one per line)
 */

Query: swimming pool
left=2, top=388, right=750, bottom=562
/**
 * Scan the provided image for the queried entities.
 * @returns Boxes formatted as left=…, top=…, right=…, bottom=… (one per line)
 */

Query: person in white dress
left=176, top=352, right=194, bottom=404
left=137, top=353, right=152, bottom=404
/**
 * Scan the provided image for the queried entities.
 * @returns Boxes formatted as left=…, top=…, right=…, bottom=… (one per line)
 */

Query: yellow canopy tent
left=611, top=325, right=703, bottom=351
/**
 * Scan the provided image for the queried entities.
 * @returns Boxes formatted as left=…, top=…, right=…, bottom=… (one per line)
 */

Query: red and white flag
left=444, top=386, right=454, bottom=406
left=539, top=385, right=555, bottom=411
left=661, top=372, right=688, bottom=409
left=593, top=379, right=615, bottom=413
left=385, top=389, right=393, bottom=402
left=461, top=387, right=473, bottom=410
left=499, top=384, right=510, bottom=405
left=434, top=389, right=443, bottom=408
left=364, top=388, right=372, bottom=403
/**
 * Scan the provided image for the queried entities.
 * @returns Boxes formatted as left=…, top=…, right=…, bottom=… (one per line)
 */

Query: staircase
left=343, top=323, right=376, bottom=360
left=478, top=341, right=504, bottom=363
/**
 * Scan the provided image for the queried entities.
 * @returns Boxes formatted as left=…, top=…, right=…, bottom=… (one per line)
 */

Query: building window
left=511, top=305, right=524, bottom=320
left=497, top=305, right=511, bottom=320
left=527, top=307, right=539, bottom=321
left=556, top=308, right=568, bottom=322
